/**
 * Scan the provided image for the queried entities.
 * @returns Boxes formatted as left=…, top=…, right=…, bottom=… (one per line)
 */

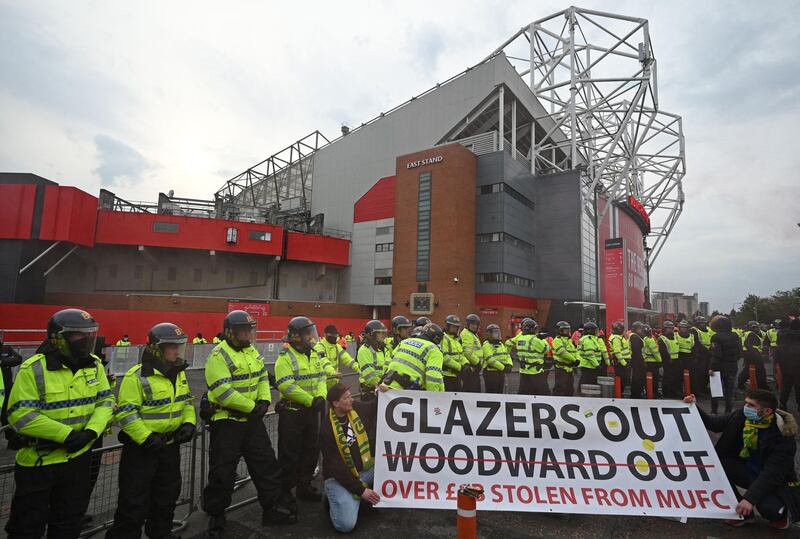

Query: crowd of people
left=0, top=308, right=799, bottom=537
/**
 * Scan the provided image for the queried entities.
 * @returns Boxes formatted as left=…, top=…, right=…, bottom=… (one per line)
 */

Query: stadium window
left=416, top=172, right=432, bottom=281
left=167, top=267, right=177, bottom=281
left=153, top=221, right=179, bottom=233
left=249, top=230, right=272, bottom=241
left=374, top=277, right=392, bottom=285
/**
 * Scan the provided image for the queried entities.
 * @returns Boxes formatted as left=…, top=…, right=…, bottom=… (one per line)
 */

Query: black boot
left=208, top=514, right=226, bottom=538
left=296, top=483, right=322, bottom=501
left=263, top=503, right=297, bottom=525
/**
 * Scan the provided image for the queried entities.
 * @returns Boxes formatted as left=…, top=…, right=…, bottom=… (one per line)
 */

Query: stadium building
left=0, top=7, right=685, bottom=342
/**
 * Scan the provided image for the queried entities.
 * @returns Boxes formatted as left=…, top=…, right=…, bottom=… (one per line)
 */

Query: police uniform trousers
left=106, top=442, right=181, bottom=539
left=553, top=368, right=574, bottom=396
left=482, top=370, right=505, bottom=394
left=645, top=363, right=662, bottom=397
left=202, top=418, right=282, bottom=517
left=6, top=450, right=92, bottom=539
left=662, top=359, right=684, bottom=398
left=460, top=368, right=482, bottom=393
left=579, top=366, right=600, bottom=387
left=629, top=359, right=647, bottom=399
left=443, top=375, right=461, bottom=392
left=614, top=364, right=630, bottom=395
left=277, top=406, right=320, bottom=494
left=518, top=372, right=550, bottom=395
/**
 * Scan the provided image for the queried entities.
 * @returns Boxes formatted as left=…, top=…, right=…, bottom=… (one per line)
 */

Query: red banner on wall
left=228, top=300, right=271, bottom=319
left=603, top=238, right=625, bottom=336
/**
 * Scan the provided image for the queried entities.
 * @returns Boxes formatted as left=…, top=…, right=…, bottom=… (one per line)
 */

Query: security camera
left=453, top=277, right=459, bottom=283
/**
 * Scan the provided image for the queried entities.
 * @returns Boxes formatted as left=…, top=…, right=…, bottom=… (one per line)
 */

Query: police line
left=374, top=390, right=740, bottom=520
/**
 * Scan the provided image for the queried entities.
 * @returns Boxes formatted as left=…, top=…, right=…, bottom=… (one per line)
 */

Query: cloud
left=93, top=134, right=152, bottom=187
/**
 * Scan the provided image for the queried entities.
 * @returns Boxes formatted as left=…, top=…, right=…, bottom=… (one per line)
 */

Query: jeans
left=721, top=456, right=786, bottom=521
left=324, top=467, right=375, bottom=533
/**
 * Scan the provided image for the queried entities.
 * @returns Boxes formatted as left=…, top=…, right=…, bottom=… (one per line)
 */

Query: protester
left=777, top=319, right=800, bottom=411
left=319, top=383, right=385, bottom=533
left=709, top=315, right=742, bottom=415
left=685, top=390, right=800, bottom=529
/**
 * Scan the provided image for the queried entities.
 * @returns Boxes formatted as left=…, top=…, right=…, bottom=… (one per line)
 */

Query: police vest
left=578, top=335, right=607, bottom=369
left=552, top=336, right=579, bottom=373
left=643, top=337, right=661, bottom=363
left=482, top=341, right=512, bottom=372
left=459, top=329, right=482, bottom=368
left=387, top=338, right=444, bottom=391
left=515, top=334, right=549, bottom=375
left=744, top=331, right=764, bottom=353
left=7, top=353, right=115, bottom=467
left=356, top=344, right=388, bottom=385
left=694, top=328, right=713, bottom=350
left=608, top=334, right=631, bottom=366
left=675, top=333, right=695, bottom=354
left=659, top=335, right=680, bottom=361
left=441, top=334, right=465, bottom=377
left=767, top=328, right=778, bottom=348
left=275, top=345, right=326, bottom=408
left=116, top=363, right=195, bottom=444
left=205, top=341, right=272, bottom=421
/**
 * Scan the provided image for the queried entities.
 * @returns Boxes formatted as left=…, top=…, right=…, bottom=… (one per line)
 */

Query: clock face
left=410, top=293, right=434, bottom=315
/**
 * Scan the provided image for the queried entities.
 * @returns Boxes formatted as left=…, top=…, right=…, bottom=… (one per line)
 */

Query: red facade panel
left=95, top=211, right=284, bottom=256
left=353, top=176, right=396, bottom=223
left=285, top=231, right=350, bottom=266
left=39, top=186, right=98, bottom=246
left=0, top=184, right=36, bottom=239
left=475, top=293, right=538, bottom=310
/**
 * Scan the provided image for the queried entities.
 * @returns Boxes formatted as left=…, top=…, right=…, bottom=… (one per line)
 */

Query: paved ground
left=1, top=364, right=798, bottom=537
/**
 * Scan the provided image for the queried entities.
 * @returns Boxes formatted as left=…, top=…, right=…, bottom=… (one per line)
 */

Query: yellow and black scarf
left=330, top=407, right=373, bottom=492
left=740, top=412, right=774, bottom=458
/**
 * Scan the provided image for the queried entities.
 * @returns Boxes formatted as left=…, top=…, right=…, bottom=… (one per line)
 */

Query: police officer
left=275, top=316, right=327, bottom=509
left=691, top=316, right=714, bottom=395
left=675, top=320, right=697, bottom=394
left=192, top=332, right=207, bottom=345
left=767, top=320, right=780, bottom=362
left=414, top=317, right=432, bottom=328
left=516, top=318, right=550, bottom=395
left=314, top=325, right=357, bottom=389
left=643, top=324, right=662, bottom=397
left=608, top=321, right=631, bottom=394
left=739, top=321, right=768, bottom=389
left=481, top=324, right=512, bottom=394
left=441, top=315, right=466, bottom=391
left=658, top=321, right=681, bottom=398
left=385, top=316, right=412, bottom=357
left=459, top=314, right=483, bottom=393
left=552, top=321, right=579, bottom=396
left=384, top=323, right=445, bottom=391
left=578, top=322, right=607, bottom=387
left=5, top=309, right=115, bottom=538
left=356, top=320, right=389, bottom=401
left=203, top=311, right=290, bottom=537
left=628, top=322, right=646, bottom=398
left=116, top=334, right=132, bottom=346
left=107, top=323, right=196, bottom=539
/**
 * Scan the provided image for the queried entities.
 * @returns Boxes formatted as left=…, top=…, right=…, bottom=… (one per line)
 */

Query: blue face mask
left=743, top=405, right=761, bottom=420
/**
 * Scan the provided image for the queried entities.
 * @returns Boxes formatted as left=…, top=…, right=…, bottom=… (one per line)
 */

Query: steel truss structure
left=483, top=6, right=686, bottom=265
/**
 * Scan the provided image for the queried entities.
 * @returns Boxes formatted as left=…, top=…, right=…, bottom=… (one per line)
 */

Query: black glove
left=64, top=429, right=96, bottom=453
left=173, top=423, right=196, bottom=444
left=503, top=364, right=513, bottom=374
left=142, top=432, right=166, bottom=451
left=249, top=400, right=270, bottom=419
left=311, top=396, right=326, bottom=412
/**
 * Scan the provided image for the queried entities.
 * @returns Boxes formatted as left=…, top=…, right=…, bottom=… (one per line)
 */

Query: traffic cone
left=749, top=364, right=757, bottom=390
left=457, top=484, right=484, bottom=539
left=683, top=369, right=691, bottom=397
left=646, top=372, right=654, bottom=399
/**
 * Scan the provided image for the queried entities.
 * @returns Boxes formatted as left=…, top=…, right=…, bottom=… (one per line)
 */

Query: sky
left=1, top=0, right=798, bottom=313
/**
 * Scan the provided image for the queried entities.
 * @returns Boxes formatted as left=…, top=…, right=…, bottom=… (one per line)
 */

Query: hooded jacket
left=698, top=405, right=799, bottom=518
left=776, top=320, right=800, bottom=375
left=710, top=317, right=742, bottom=373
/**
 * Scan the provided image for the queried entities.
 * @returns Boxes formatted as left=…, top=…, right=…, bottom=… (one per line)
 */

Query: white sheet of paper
left=710, top=371, right=724, bottom=398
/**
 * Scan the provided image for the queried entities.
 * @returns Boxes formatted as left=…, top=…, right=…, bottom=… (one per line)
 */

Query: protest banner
left=374, top=390, right=739, bottom=519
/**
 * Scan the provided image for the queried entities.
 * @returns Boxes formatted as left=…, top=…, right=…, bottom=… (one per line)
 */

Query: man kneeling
left=320, top=383, right=381, bottom=532
left=686, top=389, right=800, bottom=529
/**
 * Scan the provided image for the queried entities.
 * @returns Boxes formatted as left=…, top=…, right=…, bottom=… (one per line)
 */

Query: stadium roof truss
left=481, top=6, right=685, bottom=266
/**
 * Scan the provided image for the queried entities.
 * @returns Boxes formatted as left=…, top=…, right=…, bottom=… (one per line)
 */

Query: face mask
left=743, top=405, right=761, bottom=420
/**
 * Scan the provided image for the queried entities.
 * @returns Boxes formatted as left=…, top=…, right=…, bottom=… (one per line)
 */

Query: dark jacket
left=777, top=325, right=800, bottom=375
left=710, top=319, right=742, bottom=373
left=699, top=406, right=799, bottom=515
left=630, top=333, right=644, bottom=364
left=319, top=400, right=377, bottom=496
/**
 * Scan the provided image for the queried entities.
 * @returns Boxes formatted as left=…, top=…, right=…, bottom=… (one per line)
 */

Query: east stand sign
left=374, top=390, right=739, bottom=520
